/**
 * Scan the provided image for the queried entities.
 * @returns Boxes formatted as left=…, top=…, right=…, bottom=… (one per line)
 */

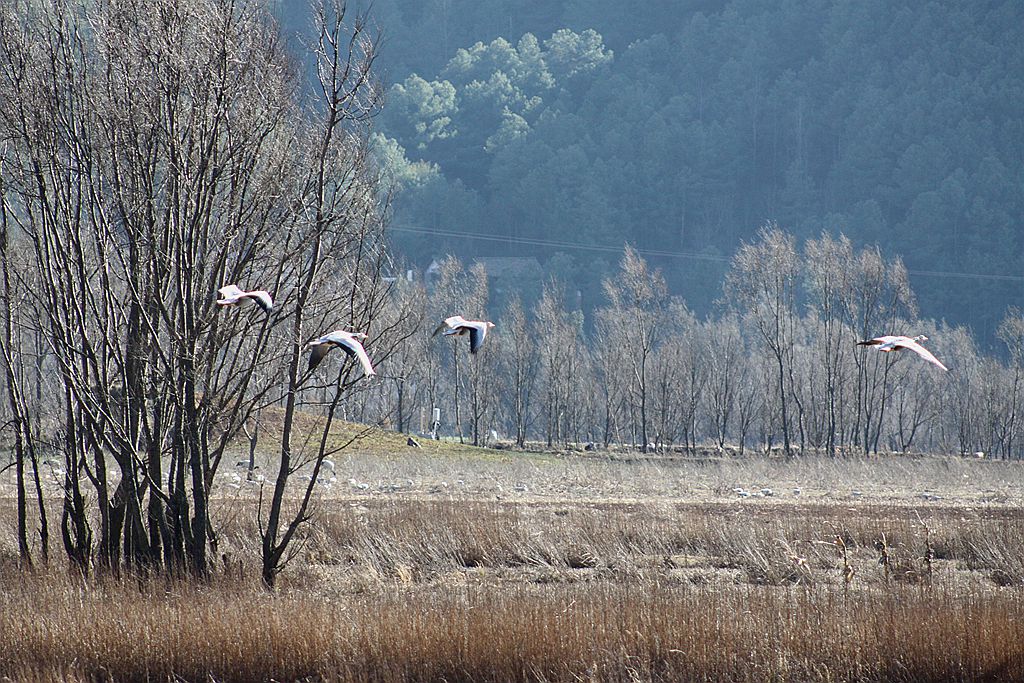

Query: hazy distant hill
left=279, top=0, right=1024, bottom=340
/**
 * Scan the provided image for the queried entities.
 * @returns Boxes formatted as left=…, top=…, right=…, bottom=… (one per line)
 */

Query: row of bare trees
left=348, top=229, right=1024, bottom=464
left=1, top=1, right=1021, bottom=584
left=0, top=0, right=414, bottom=586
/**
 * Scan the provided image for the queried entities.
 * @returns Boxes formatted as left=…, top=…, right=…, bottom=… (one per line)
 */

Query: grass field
left=2, top=429, right=1024, bottom=681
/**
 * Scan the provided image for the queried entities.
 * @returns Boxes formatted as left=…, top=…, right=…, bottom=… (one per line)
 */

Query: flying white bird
left=307, top=330, right=376, bottom=377
left=432, top=315, right=495, bottom=353
left=856, top=334, right=948, bottom=371
left=216, top=284, right=273, bottom=314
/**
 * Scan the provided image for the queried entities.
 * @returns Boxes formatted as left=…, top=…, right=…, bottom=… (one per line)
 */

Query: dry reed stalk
left=2, top=571, right=1023, bottom=682
left=4, top=476, right=1024, bottom=681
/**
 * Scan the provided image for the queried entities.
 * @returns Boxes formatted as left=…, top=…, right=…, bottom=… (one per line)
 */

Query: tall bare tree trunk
left=453, top=347, right=463, bottom=443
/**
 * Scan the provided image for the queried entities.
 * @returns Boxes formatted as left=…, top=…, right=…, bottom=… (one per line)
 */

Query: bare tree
left=733, top=352, right=763, bottom=455
left=837, top=246, right=916, bottom=453
left=499, top=294, right=538, bottom=448
left=260, top=0, right=386, bottom=588
left=724, top=224, right=802, bottom=456
left=705, top=314, right=746, bottom=450
left=888, top=356, right=940, bottom=453
left=674, top=304, right=707, bottom=453
left=804, top=233, right=856, bottom=455
left=0, top=172, right=47, bottom=566
left=428, top=256, right=473, bottom=442
left=372, top=277, right=428, bottom=435
left=647, top=302, right=704, bottom=452
left=535, top=282, right=586, bottom=448
left=997, top=308, right=1024, bottom=459
left=599, top=247, right=666, bottom=453
left=463, top=263, right=497, bottom=447
left=649, top=330, right=686, bottom=451
left=0, top=0, right=389, bottom=581
left=936, top=326, right=983, bottom=456
left=592, top=312, right=630, bottom=449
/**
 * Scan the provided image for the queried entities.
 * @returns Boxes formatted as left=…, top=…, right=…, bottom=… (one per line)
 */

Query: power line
left=388, top=225, right=730, bottom=263
left=901, top=268, right=1024, bottom=283
left=389, top=224, right=1024, bottom=284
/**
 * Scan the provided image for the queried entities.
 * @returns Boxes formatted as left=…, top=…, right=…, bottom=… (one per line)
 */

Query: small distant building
left=381, top=268, right=416, bottom=285
left=425, top=259, right=443, bottom=284
left=424, top=255, right=545, bottom=309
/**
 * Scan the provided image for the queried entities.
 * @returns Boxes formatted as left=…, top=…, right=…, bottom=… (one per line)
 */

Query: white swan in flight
left=216, top=284, right=273, bottom=314
left=307, top=330, right=376, bottom=377
left=856, top=335, right=948, bottom=371
left=432, top=315, right=495, bottom=353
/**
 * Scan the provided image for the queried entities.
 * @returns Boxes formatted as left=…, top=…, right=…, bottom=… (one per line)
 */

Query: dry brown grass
left=3, top=448, right=1024, bottom=681
left=1, top=565, right=1022, bottom=682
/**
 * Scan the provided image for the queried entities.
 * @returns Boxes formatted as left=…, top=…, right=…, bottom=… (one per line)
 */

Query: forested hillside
left=278, top=0, right=1024, bottom=340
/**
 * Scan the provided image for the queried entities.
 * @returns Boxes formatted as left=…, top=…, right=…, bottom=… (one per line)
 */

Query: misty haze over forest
left=278, top=0, right=1024, bottom=343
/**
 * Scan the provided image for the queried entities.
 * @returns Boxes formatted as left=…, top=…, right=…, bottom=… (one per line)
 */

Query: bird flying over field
left=856, top=335, right=948, bottom=371
left=307, top=330, right=376, bottom=377
left=432, top=315, right=495, bottom=354
left=216, top=284, right=273, bottom=314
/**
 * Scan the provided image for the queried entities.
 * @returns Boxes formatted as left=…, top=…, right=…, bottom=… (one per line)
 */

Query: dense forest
left=280, top=0, right=1024, bottom=342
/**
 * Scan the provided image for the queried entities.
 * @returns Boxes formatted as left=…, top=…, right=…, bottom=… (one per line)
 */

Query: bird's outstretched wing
left=469, top=324, right=485, bottom=353
left=347, top=339, right=376, bottom=377
left=309, top=331, right=375, bottom=377
left=894, top=338, right=948, bottom=371
left=856, top=336, right=897, bottom=348
left=330, top=333, right=376, bottom=377
left=247, top=290, right=273, bottom=313
left=435, top=316, right=466, bottom=337
left=217, top=285, right=272, bottom=314
left=216, top=284, right=245, bottom=303
left=307, top=342, right=333, bottom=372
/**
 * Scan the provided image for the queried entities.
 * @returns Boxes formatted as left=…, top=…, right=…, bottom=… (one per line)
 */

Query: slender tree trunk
left=14, top=430, right=30, bottom=566
left=263, top=302, right=307, bottom=588
left=453, top=346, right=462, bottom=444
left=637, top=347, right=649, bottom=453
left=146, top=412, right=167, bottom=568
left=21, top=440, right=47, bottom=564
left=776, top=352, right=790, bottom=455
left=61, top=394, right=91, bottom=574
left=1, top=206, right=32, bottom=565
left=396, top=379, right=405, bottom=433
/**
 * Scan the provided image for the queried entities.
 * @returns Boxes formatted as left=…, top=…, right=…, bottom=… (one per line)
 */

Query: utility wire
left=389, top=224, right=1024, bottom=284
left=389, top=225, right=730, bottom=263
left=901, top=268, right=1024, bottom=283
